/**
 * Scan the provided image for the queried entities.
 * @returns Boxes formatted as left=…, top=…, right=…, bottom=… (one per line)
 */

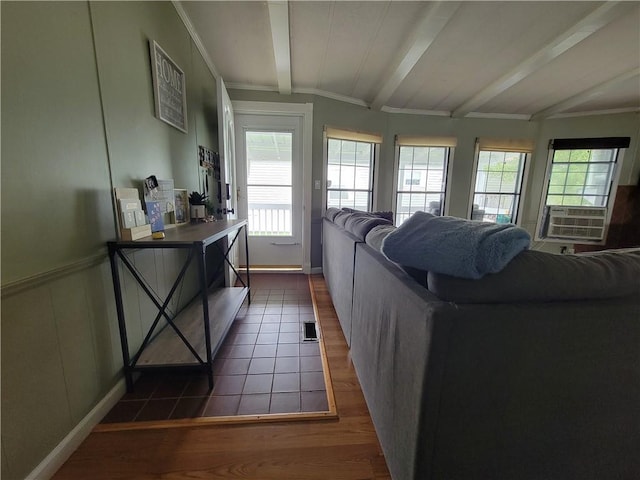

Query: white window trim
left=391, top=143, right=455, bottom=224
left=467, top=142, right=531, bottom=226
left=372, top=143, right=381, bottom=211
left=534, top=147, right=625, bottom=244
left=322, top=130, right=380, bottom=213
left=231, top=100, right=313, bottom=272
left=321, top=129, right=328, bottom=216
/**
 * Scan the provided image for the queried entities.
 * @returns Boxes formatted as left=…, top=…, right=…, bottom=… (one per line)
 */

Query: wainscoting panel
left=1, top=247, right=205, bottom=479
left=1, top=284, right=73, bottom=479
left=50, top=273, right=101, bottom=425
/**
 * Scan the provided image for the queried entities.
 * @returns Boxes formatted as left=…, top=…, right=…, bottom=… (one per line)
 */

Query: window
left=245, top=130, right=293, bottom=236
left=469, top=138, right=533, bottom=224
left=536, top=137, right=629, bottom=242
left=545, top=147, right=617, bottom=208
left=393, top=135, right=456, bottom=226
left=324, top=127, right=381, bottom=211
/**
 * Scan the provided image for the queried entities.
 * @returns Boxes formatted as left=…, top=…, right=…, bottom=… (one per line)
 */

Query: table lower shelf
left=135, top=286, right=249, bottom=367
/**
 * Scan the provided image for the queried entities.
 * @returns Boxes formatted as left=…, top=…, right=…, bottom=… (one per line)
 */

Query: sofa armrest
left=350, top=243, right=452, bottom=480
left=322, top=218, right=361, bottom=346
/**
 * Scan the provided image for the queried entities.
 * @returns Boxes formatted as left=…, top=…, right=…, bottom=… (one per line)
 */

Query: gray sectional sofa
left=322, top=208, right=640, bottom=480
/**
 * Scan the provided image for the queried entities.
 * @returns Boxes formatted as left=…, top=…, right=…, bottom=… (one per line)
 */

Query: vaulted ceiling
left=176, top=1, right=640, bottom=120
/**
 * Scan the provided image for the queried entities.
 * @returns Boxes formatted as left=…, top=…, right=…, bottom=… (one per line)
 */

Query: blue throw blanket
left=381, top=212, right=531, bottom=279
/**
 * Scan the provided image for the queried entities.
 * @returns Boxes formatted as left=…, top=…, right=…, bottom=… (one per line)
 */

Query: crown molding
left=381, top=106, right=450, bottom=117
left=225, top=82, right=280, bottom=93
left=465, top=112, right=531, bottom=121
left=209, top=79, right=640, bottom=122
left=546, top=107, right=640, bottom=120
left=293, top=88, right=369, bottom=107
left=171, top=1, right=220, bottom=79
left=226, top=83, right=370, bottom=108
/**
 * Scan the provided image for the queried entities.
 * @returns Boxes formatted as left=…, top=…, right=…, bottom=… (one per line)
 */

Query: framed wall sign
left=150, top=40, right=187, bottom=133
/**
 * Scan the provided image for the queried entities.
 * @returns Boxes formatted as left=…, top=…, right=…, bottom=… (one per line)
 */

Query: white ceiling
left=177, top=1, right=640, bottom=119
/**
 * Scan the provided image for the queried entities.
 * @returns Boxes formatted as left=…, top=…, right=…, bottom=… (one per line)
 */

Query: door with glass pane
left=235, top=114, right=303, bottom=268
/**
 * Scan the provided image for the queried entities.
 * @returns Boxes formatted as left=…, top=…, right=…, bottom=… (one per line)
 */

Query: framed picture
left=174, top=189, right=188, bottom=224
left=150, top=40, right=187, bottom=133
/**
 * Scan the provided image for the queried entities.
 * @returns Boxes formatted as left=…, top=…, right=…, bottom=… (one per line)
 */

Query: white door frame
left=217, top=78, right=239, bottom=287
left=231, top=101, right=313, bottom=274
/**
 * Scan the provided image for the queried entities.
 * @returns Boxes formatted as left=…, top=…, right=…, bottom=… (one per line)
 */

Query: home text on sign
left=151, top=41, right=187, bottom=132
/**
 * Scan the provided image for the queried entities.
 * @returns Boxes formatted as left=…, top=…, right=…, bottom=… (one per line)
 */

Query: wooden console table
left=107, top=219, right=250, bottom=392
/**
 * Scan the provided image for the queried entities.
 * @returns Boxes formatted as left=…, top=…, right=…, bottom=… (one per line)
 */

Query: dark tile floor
left=101, top=273, right=329, bottom=424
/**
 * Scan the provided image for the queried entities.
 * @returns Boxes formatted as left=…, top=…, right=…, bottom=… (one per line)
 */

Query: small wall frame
left=174, top=189, right=189, bottom=225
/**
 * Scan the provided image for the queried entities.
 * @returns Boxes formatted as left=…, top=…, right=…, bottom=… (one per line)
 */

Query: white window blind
left=396, top=135, right=457, bottom=148
left=477, top=137, right=534, bottom=153
left=325, top=126, right=383, bottom=144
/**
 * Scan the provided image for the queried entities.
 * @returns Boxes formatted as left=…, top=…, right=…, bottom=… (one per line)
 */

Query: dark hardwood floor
left=52, top=274, right=391, bottom=479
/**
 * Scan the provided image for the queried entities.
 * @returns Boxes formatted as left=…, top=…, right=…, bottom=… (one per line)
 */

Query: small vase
left=190, top=205, right=206, bottom=220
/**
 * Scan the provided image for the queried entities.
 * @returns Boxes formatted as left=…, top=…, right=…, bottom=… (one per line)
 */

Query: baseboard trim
left=25, top=378, right=126, bottom=480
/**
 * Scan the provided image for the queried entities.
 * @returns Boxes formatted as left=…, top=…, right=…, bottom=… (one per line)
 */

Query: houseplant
left=188, top=191, right=208, bottom=221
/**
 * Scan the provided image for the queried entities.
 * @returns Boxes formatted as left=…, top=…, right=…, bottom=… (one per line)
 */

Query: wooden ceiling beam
left=530, top=67, right=640, bottom=120
left=268, top=0, right=292, bottom=95
left=370, top=1, right=460, bottom=111
left=452, top=1, right=631, bottom=118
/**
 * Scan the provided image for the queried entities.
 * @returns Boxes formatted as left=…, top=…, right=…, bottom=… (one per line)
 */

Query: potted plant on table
left=188, top=191, right=208, bottom=221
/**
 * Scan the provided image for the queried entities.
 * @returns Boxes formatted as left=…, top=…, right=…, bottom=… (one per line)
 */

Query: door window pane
left=245, top=131, right=293, bottom=236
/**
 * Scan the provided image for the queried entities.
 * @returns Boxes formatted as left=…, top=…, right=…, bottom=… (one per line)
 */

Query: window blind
left=550, top=137, right=630, bottom=150
left=325, top=126, right=382, bottom=144
left=477, top=137, right=534, bottom=153
left=395, top=135, right=457, bottom=147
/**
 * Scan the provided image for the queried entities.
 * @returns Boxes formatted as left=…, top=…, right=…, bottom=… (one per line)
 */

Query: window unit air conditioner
left=547, top=206, right=607, bottom=241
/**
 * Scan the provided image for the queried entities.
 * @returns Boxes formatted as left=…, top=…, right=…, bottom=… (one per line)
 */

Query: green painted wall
left=1, top=1, right=113, bottom=284
left=1, top=2, right=219, bottom=478
left=91, top=1, right=200, bottom=188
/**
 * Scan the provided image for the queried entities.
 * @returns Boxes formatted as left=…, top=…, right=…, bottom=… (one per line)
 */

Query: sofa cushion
left=342, top=207, right=394, bottom=223
left=344, top=215, right=392, bottom=241
left=427, top=248, right=640, bottom=303
left=333, top=210, right=352, bottom=227
left=324, top=207, right=342, bottom=222
left=365, top=224, right=396, bottom=251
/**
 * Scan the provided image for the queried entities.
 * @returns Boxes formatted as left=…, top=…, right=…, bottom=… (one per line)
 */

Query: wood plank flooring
left=52, top=274, right=391, bottom=480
